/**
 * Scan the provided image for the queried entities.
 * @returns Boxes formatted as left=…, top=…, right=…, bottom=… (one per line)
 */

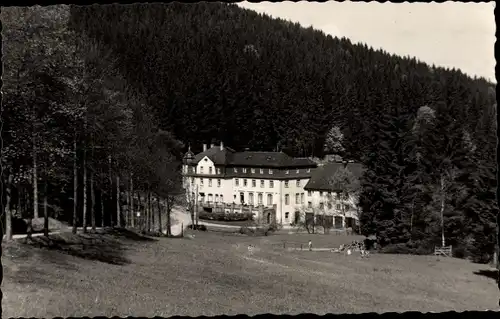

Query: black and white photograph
left=1, top=1, right=497, bottom=317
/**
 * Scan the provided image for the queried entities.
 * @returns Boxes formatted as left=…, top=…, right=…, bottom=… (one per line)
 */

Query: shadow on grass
left=473, top=269, right=499, bottom=282
left=21, top=228, right=157, bottom=266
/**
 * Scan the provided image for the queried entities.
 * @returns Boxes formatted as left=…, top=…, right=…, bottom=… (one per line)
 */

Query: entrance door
left=334, top=216, right=343, bottom=229
left=267, top=213, right=271, bottom=224
left=240, top=192, right=244, bottom=204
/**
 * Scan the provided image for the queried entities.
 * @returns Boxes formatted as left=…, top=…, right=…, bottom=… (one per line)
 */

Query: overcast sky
left=238, top=1, right=496, bottom=83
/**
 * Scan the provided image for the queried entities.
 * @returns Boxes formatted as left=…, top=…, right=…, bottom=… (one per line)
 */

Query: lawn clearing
left=3, top=229, right=499, bottom=317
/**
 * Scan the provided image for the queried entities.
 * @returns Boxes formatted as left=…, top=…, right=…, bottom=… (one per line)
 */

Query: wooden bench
left=434, top=245, right=452, bottom=257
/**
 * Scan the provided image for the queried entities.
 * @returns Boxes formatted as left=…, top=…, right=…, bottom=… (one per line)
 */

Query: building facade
left=182, top=141, right=363, bottom=227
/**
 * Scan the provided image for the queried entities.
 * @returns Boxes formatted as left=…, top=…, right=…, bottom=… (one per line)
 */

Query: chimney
left=203, top=144, right=207, bottom=152
left=220, top=141, right=224, bottom=151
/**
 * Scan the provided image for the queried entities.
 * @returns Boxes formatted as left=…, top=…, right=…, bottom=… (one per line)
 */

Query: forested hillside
left=2, top=4, right=496, bottom=263
left=69, top=3, right=495, bottom=158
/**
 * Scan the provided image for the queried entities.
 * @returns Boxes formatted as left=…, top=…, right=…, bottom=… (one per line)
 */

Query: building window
left=308, top=201, right=312, bottom=208
left=258, top=193, right=263, bottom=205
left=285, top=212, right=289, bottom=220
left=296, top=169, right=299, bottom=174
left=191, top=167, right=196, bottom=173
left=200, top=179, right=204, bottom=186
left=307, top=191, right=312, bottom=197
left=244, top=179, right=248, bottom=187
left=251, top=168, right=255, bottom=173
left=252, top=180, right=256, bottom=187
left=307, top=168, right=311, bottom=173
left=191, top=177, right=194, bottom=183
left=217, top=168, right=221, bottom=174
left=345, top=204, right=350, bottom=211
left=296, top=180, right=300, bottom=187
left=208, top=179, right=212, bottom=187
left=217, top=179, right=221, bottom=187
left=320, top=191, right=323, bottom=196
left=269, top=180, right=274, bottom=188
left=295, top=193, right=300, bottom=204
left=285, top=194, right=290, bottom=205
left=208, top=194, right=213, bottom=202
left=243, top=168, right=247, bottom=173
left=260, top=169, right=264, bottom=174
left=336, top=204, right=341, bottom=210
left=269, top=169, right=273, bottom=174
left=300, top=193, right=304, bottom=204
left=200, top=166, right=204, bottom=174
left=260, top=180, right=264, bottom=188
left=209, top=167, right=213, bottom=174
left=285, top=170, right=289, bottom=175
left=284, top=181, right=289, bottom=188
left=220, top=195, right=224, bottom=202
left=215, top=194, right=219, bottom=202
left=319, top=202, right=324, bottom=210
left=328, top=202, right=333, bottom=209
left=235, top=179, right=239, bottom=186
left=267, top=194, right=273, bottom=206
left=249, top=193, right=254, bottom=205
left=234, top=168, right=238, bottom=173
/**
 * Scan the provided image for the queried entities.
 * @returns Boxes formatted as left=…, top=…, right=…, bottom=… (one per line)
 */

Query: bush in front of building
left=198, top=211, right=253, bottom=222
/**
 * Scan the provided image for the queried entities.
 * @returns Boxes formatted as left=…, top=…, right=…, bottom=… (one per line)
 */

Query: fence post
left=181, top=222, right=184, bottom=237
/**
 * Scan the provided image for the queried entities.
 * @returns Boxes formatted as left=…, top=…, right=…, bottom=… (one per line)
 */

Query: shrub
left=187, top=224, right=207, bottom=231
left=199, top=211, right=253, bottom=222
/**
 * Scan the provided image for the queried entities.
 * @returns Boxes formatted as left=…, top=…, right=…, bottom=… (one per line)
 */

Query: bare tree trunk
left=151, top=195, right=155, bottom=232
left=72, top=133, right=78, bottom=234
left=137, top=191, right=143, bottom=231
left=43, top=179, right=49, bottom=237
left=116, top=176, right=121, bottom=228
left=4, top=172, right=14, bottom=241
left=166, top=198, right=172, bottom=237
left=91, top=169, right=96, bottom=232
left=83, top=147, right=88, bottom=234
left=100, top=190, right=104, bottom=228
left=157, top=196, right=163, bottom=234
left=32, top=125, right=39, bottom=220
left=126, top=189, right=130, bottom=228
left=108, top=155, right=113, bottom=227
left=130, top=174, right=134, bottom=228
left=147, top=187, right=153, bottom=231
left=440, top=175, right=446, bottom=247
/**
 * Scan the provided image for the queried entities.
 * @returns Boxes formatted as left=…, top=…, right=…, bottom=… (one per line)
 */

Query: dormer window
left=269, top=169, right=273, bottom=174
left=260, top=169, right=264, bottom=174
left=234, top=168, right=238, bottom=173
left=217, top=168, right=221, bottom=174
left=285, top=170, right=289, bottom=175
left=243, top=168, right=247, bottom=173
left=209, top=167, right=213, bottom=174
left=251, top=168, right=255, bottom=173
left=296, top=169, right=300, bottom=174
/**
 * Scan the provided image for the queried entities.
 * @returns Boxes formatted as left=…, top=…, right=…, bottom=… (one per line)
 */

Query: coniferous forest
left=2, top=3, right=497, bottom=263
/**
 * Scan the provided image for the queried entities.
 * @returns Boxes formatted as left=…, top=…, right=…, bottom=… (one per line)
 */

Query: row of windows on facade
left=192, top=177, right=303, bottom=188
left=187, top=166, right=311, bottom=175
left=199, top=192, right=348, bottom=210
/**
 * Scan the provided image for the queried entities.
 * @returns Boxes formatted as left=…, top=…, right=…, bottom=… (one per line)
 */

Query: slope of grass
left=3, top=229, right=498, bottom=317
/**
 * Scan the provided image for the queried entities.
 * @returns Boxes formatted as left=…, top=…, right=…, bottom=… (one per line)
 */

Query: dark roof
left=193, top=146, right=236, bottom=165
left=229, top=152, right=316, bottom=168
left=192, top=147, right=316, bottom=168
left=304, top=162, right=365, bottom=191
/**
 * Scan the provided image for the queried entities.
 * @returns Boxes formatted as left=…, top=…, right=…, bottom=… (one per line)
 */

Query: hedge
left=198, top=211, right=253, bottom=222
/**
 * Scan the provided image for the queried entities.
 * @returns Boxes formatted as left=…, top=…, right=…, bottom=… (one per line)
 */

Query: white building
left=182, top=141, right=363, bottom=228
